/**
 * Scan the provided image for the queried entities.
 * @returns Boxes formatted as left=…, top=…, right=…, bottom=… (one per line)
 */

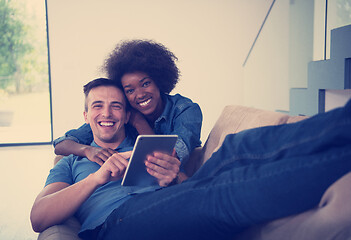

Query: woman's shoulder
left=166, top=93, right=197, bottom=105
left=165, top=93, right=201, bottom=113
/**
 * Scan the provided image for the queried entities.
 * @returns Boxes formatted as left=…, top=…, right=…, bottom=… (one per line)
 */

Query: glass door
left=0, top=0, right=51, bottom=145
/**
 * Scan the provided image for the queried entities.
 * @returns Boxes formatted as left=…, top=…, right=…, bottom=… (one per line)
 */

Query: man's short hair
left=83, top=78, right=129, bottom=111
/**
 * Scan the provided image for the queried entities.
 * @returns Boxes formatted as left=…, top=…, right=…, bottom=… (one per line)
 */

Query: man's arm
left=30, top=175, right=100, bottom=233
left=30, top=152, right=131, bottom=233
left=55, top=140, right=116, bottom=166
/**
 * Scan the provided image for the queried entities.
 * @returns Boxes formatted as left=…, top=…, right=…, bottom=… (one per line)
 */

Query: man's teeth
left=139, top=99, right=151, bottom=107
left=100, top=122, right=114, bottom=126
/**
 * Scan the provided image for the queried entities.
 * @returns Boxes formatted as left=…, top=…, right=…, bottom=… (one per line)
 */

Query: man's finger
left=93, top=157, right=105, bottom=166
left=118, top=151, right=132, bottom=160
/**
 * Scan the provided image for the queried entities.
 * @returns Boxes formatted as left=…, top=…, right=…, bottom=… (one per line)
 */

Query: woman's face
left=121, top=72, right=164, bottom=121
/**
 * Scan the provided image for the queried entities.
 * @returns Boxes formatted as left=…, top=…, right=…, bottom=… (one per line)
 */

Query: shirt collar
left=155, top=93, right=171, bottom=123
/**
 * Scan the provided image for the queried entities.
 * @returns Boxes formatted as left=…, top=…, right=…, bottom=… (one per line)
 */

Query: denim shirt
left=45, top=136, right=161, bottom=234
left=53, top=93, right=202, bottom=165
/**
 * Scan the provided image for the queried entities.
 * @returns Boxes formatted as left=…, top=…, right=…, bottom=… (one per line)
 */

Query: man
left=30, top=78, right=180, bottom=238
left=32, top=77, right=351, bottom=240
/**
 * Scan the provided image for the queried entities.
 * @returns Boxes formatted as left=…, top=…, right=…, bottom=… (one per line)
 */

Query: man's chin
left=97, top=134, right=119, bottom=143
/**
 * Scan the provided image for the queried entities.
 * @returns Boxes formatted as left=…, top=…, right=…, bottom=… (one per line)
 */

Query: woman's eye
left=125, top=89, right=134, bottom=94
left=143, top=81, right=151, bottom=87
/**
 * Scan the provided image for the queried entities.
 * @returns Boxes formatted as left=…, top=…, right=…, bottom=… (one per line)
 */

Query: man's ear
left=83, top=111, right=89, bottom=124
left=125, top=110, right=131, bottom=124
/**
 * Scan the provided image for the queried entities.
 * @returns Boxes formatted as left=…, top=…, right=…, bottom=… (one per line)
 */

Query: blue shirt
left=53, top=93, right=202, bottom=165
left=45, top=136, right=161, bottom=234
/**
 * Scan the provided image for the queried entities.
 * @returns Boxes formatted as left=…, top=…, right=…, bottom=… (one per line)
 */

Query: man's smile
left=98, top=121, right=116, bottom=127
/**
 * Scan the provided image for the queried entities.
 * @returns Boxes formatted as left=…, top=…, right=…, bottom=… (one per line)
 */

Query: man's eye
left=92, top=104, right=102, bottom=109
left=112, top=105, right=122, bottom=110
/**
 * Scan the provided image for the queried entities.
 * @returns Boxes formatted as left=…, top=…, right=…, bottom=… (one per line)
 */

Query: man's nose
left=102, top=107, right=112, bottom=117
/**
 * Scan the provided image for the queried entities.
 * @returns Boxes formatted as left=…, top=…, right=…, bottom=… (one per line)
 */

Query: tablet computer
left=121, top=135, right=178, bottom=187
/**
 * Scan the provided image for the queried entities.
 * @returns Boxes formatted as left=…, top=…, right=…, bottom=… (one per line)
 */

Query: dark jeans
left=97, top=100, right=351, bottom=240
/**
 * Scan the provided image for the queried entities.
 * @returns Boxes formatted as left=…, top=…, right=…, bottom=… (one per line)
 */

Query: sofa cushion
left=235, top=171, right=351, bottom=240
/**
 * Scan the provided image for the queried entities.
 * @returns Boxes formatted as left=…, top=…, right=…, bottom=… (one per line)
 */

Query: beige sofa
left=38, top=105, right=351, bottom=240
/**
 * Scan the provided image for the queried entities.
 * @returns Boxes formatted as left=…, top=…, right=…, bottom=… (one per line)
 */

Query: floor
left=0, top=145, right=54, bottom=240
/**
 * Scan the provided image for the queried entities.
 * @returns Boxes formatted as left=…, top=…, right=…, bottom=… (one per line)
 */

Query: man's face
left=84, top=85, right=129, bottom=147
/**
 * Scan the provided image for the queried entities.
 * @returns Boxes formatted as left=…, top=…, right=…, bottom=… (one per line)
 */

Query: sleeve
left=173, top=102, right=203, bottom=164
left=52, top=123, right=94, bottom=147
left=45, top=156, right=74, bottom=187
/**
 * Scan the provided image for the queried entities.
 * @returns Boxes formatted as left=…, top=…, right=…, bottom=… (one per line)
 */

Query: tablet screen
left=121, top=135, right=178, bottom=186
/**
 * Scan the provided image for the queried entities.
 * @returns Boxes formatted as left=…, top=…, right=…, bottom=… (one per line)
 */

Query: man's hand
left=145, top=150, right=181, bottom=187
left=84, top=146, right=116, bottom=166
left=90, top=151, right=131, bottom=186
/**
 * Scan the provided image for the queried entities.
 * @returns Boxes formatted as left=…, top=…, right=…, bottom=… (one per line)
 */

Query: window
left=326, top=0, right=351, bottom=59
left=0, top=0, right=51, bottom=145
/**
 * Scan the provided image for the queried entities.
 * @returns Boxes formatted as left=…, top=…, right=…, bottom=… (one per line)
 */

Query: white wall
left=325, top=90, right=351, bottom=111
left=243, top=0, right=290, bottom=111
left=47, top=0, right=270, bottom=143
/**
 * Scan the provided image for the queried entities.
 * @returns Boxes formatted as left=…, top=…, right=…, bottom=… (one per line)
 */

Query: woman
left=54, top=39, right=202, bottom=185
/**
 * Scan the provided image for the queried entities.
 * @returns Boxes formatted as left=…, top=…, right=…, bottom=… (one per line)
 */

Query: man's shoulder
left=56, top=154, right=83, bottom=167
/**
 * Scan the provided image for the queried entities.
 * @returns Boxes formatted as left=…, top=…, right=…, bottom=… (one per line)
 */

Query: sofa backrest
left=200, top=105, right=308, bottom=167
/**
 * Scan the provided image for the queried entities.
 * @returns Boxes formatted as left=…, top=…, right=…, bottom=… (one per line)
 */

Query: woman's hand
left=129, top=109, right=147, bottom=128
left=84, top=146, right=116, bottom=166
left=145, top=150, right=181, bottom=187
left=128, top=109, right=155, bottom=135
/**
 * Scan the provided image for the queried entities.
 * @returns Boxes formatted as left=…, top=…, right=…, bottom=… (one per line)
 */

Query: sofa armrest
left=201, top=105, right=308, bottom=166
left=37, top=217, right=81, bottom=240
left=183, top=147, right=203, bottom=177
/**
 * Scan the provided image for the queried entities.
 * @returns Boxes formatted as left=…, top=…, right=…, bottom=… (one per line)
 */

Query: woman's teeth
left=139, top=99, right=151, bottom=107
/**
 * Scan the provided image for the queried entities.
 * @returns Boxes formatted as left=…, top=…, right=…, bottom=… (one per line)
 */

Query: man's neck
left=93, top=132, right=127, bottom=150
left=96, top=138, right=125, bottom=150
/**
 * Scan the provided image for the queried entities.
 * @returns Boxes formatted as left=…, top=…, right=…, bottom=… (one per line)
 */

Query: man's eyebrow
left=91, top=100, right=103, bottom=105
left=90, top=100, right=125, bottom=108
left=91, top=100, right=124, bottom=105
left=111, top=101, right=124, bottom=106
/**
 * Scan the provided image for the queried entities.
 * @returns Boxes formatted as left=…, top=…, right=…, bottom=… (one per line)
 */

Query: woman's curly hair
left=104, top=39, right=180, bottom=94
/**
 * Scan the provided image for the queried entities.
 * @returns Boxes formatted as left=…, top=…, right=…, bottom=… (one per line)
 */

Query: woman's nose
left=135, top=88, right=146, bottom=99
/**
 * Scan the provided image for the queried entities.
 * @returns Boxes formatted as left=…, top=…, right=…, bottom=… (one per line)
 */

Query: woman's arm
left=128, top=109, right=154, bottom=135
left=55, top=140, right=115, bottom=166
left=169, top=102, right=203, bottom=163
